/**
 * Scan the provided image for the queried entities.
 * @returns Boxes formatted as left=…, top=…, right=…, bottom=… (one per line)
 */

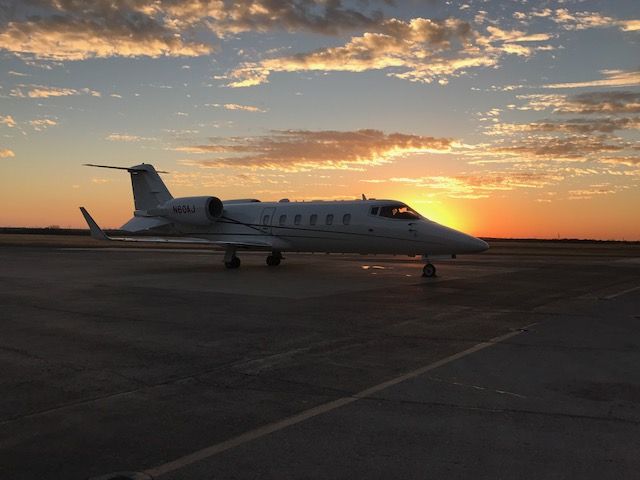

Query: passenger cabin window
left=326, top=214, right=334, bottom=225
left=343, top=213, right=351, bottom=225
left=379, top=205, right=421, bottom=220
left=279, top=214, right=287, bottom=226
left=262, top=215, right=270, bottom=225
left=370, top=207, right=379, bottom=216
left=310, top=214, right=318, bottom=226
left=294, top=214, right=302, bottom=225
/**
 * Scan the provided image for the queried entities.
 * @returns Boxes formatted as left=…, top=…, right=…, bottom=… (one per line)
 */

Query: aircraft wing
left=79, top=207, right=272, bottom=249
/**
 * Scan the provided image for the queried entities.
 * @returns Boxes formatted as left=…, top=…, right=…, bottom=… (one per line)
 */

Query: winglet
left=79, top=207, right=110, bottom=241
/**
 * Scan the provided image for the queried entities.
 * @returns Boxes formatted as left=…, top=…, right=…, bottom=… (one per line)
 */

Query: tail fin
left=84, top=163, right=172, bottom=210
left=128, top=164, right=172, bottom=210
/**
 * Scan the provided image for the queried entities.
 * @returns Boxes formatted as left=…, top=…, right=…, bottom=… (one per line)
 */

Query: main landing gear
left=266, top=251, right=282, bottom=267
left=224, top=248, right=241, bottom=269
left=422, top=263, right=436, bottom=278
left=224, top=249, right=284, bottom=269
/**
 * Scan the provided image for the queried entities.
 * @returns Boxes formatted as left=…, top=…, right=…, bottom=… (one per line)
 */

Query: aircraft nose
left=425, top=222, right=489, bottom=254
left=474, top=237, right=490, bottom=253
left=454, top=232, right=489, bottom=253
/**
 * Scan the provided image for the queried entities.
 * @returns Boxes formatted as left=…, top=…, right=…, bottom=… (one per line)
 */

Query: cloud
left=207, top=103, right=267, bottom=113
left=0, top=1, right=212, bottom=60
left=550, top=9, right=640, bottom=33
left=10, top=84, right=101, bottom=98
left=225, top=17, right=551, bottom=87
left=0, top=148, right=15, bottom=158
left=172, top=0, right=386, bottom=35
left=106, top=133, right=155, bottom=142
left=29, top=118, right=58, bottom=131
left=568, top=185, right=620, bottom=200
left=177, top=129, right=454, bottom=171
left=552, top=9, right=615, bottom=30
left=362, top=172, right=562, bottom=199
left=488, top=117, right=640, bottom=135
left=516, top=91, right=640, bottom=114
left=599, top=156, right=640, bottom=167
left=490, top=136, right=626, bottom=160
left=477, top=86, right=640, bottom=171
left=558, top=91, right=640, bottom=114
left=0, top=115, right=16, bottom=127
left=543, top=69, right=640, bottom=89
left=0, top=1, right=385, bottom=61
left=619, top=20, right=640, bottom=31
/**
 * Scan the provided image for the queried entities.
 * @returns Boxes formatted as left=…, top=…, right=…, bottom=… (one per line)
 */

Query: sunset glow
left=0, top=0, right=638, bottom=239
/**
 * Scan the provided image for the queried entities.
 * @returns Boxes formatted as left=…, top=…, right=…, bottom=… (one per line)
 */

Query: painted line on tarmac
left=603, top=285, right=640, bottom=300
left=143, top=325, right=535, bottom=478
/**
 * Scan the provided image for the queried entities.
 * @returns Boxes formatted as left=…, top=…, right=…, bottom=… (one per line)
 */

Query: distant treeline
left=0, top=227, right=637, bottom=244
left=0, top=227, right=123, bottom=236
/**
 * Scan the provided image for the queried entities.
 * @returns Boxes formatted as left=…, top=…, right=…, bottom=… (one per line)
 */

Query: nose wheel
left=422, top=263, right=436, bottom=278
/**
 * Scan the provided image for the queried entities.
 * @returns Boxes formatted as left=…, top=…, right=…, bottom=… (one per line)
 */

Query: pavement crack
left=362, top=395, right=640, bottom=426
left=425, top=375, right=528, bottom=399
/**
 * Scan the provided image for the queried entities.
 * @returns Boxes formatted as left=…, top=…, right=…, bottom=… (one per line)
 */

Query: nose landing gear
left=422, top=263, right=436, bottom=278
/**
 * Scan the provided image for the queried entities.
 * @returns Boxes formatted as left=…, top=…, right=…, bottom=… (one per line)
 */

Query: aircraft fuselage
left=166, top=199, right=488, bottom=256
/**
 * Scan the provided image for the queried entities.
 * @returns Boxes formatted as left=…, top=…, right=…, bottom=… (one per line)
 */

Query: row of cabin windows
left=265, top=213, right=352, bottom=227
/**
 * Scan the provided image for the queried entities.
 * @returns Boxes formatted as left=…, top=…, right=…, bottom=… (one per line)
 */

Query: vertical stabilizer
left=128, top=164, right=172, bottom=210
left=84, top=163, right=173, bottom=210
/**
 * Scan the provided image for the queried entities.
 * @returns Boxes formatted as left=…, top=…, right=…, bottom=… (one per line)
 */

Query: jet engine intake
left=160, top=196, right=224, bottom=225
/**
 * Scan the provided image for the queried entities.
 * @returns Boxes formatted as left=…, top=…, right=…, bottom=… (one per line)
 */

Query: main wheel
left=225, top=256, right=241, bottom=269
left=422, top=263, right=436, bottom=278
left=266, top=255, right=281, bottom=267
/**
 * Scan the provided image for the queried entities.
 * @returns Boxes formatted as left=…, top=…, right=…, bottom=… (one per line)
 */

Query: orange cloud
left=0, top=17, right=211, bottom=61
left=363, top=172, right=563, bottom=199
left=29, top=118, right=58, bottom=131
left=226, top=17, right=551, bottom=87
left=177, top=129, right=454, bottom=171
left=550, top=9, right=639, bottom=32
left=543, top=69, right=640, bottom=89
left=0, top=115, right=16, bottom=127
left=490, top=136, right=626, bottom=160
left=0, top=148, right=15, bottom=158
left=10, top=84, right=101, bottom=98
left=206, top=103, right=267, bottom=113
left=0, top=1, right=385, bottom=61
left=600, top=156, right=640, bottom=167
left=488, top=117, right=640, bottom=135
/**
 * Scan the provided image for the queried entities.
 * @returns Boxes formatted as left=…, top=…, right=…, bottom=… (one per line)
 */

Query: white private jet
left=79, top=163, right=488, bottom=277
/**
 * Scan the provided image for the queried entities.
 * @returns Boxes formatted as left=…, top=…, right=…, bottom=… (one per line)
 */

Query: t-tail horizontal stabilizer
left=79, top=207, right=110, bottom=241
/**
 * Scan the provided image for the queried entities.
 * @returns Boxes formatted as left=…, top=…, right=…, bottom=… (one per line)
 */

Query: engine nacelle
left=158, top=196, right=224, bottom=226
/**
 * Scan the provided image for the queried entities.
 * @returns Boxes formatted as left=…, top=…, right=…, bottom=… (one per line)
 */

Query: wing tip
left=79, top=207, right=110, bottom=241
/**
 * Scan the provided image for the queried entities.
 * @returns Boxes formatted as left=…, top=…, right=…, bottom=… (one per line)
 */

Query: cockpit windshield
left=378, top=204, right=421, bottom=220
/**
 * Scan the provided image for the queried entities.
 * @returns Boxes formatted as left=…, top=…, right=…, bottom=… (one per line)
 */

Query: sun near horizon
left=0, top=1, right=639, bottom=241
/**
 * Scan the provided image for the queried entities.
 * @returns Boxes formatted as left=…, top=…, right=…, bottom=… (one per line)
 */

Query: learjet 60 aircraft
left=79, top=163, right=488, bottom=277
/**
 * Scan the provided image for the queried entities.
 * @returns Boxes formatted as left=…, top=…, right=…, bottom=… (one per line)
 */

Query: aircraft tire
left=266, top=255, right=281, bottom=267
left=225, top=256, right=241, bottom=269
left=422, top=263, right=436, bottom=278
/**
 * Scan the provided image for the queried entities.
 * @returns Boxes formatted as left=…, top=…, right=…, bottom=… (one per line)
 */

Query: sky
left=0, top=0, right=638, bottom=240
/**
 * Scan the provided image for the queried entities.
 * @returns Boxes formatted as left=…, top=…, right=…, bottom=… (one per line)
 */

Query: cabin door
left=258, top=207, right=276, bottom=234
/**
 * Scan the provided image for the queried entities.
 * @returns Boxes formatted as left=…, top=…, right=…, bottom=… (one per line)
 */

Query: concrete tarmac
left=0, top=236, right=639, bottom=479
